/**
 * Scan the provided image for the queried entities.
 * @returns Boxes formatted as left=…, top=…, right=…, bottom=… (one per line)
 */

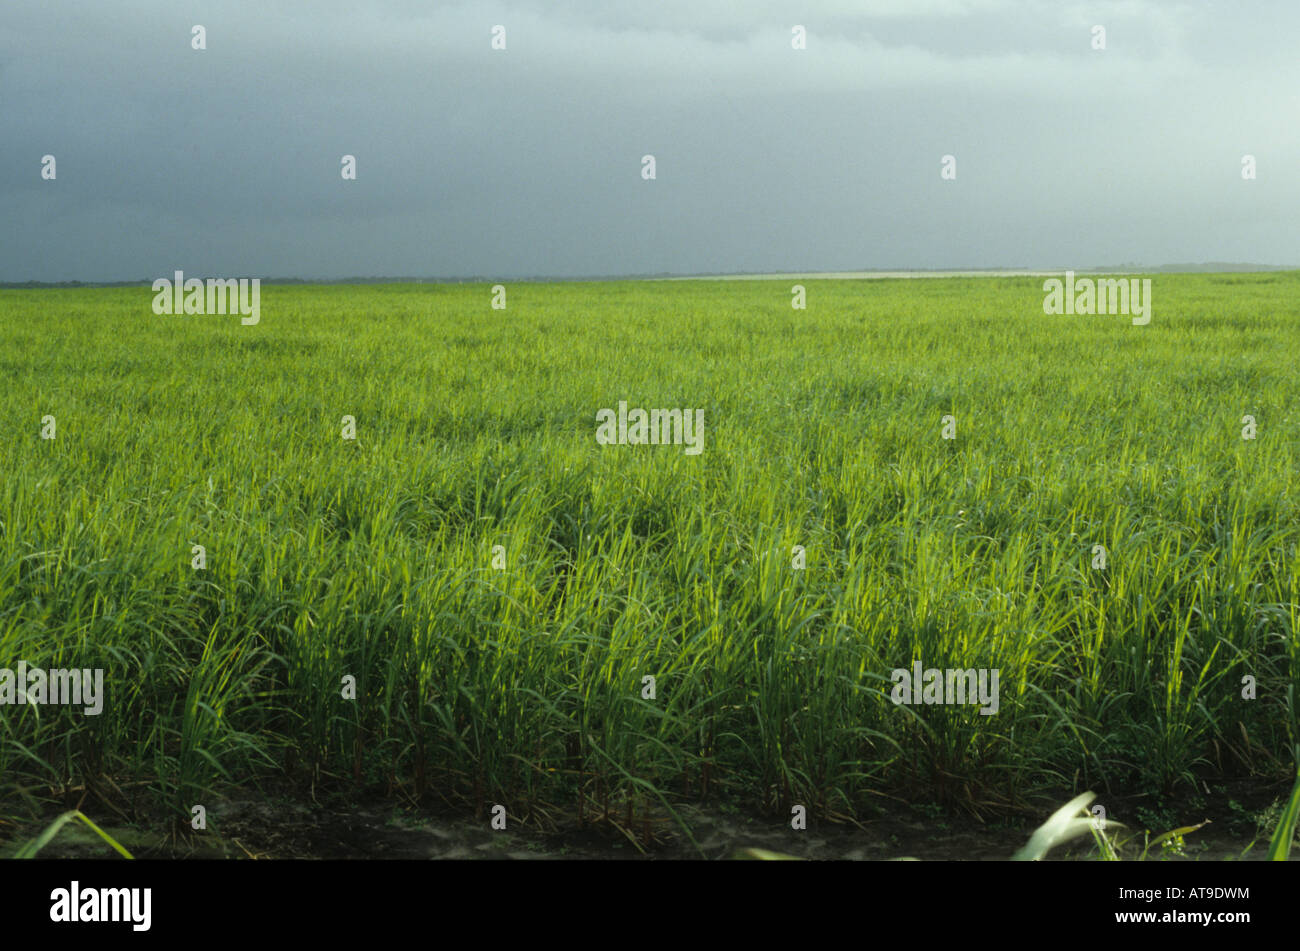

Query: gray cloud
left=1, top=0, right=1296, bottom=280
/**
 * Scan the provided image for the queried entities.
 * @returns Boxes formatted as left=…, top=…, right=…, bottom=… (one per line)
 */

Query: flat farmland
left=1, top=273, right=1297, bottom=857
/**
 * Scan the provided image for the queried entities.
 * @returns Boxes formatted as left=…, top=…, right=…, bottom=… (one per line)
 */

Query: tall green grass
left=0, top=274, right=1296, bottom=836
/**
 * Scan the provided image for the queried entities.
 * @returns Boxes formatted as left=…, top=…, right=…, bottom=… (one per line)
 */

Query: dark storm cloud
left=1, top=0, right=1296, bottom=280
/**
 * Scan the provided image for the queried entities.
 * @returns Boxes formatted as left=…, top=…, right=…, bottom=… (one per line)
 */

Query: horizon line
left=2, top=262, right=1297, bottom=288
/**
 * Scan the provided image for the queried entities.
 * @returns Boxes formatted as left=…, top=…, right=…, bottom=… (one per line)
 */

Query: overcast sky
left=2, top=0, right=1296, bottom=281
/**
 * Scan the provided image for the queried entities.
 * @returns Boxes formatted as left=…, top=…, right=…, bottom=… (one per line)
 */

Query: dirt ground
left=10, top=776, right=1288, bottom=861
